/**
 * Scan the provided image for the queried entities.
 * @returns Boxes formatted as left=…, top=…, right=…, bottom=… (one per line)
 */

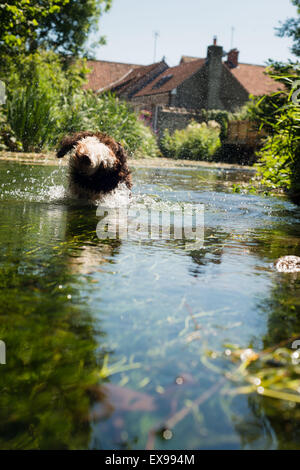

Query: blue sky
left=89, top=0, right=298, bottom=66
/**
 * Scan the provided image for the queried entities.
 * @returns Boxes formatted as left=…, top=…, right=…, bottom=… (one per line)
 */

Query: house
left=83, top=59, right=142, bottom=92
left=85, top=39, right=283, bottom=134
left=130, top=42, right=283, bottom=112
left=106, top=61, right=169, bottom=99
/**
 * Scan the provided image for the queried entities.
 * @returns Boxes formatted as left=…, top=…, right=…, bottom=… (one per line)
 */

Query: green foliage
left=207, top=342, right=300, bottom=405
left=255, top=134, right=294, bottom=191
left=133, top=120, right=160, bottom=158
left=58, top=90, right=159, bottom=156
left=0, top=0, right=111, bottom=59
left=36, top=0, right=112, bottom=56
left=2, top=49, right=88, bottom=94
left=200, top=109, right=231, bottom=141
left=0, top=106, right=21, bottom=151
left=253, top=63, right=300, bottom=202
left=0, top=0, right=69, bottom=56
left=1, top=50, right=158, bottom=156
left=3, top=50, right=87, bottom=152
left=6, top=82, right=59, bottom=152
left=227, top=100, right=259, bottom=122
left=276, top=0, right=300, bottom=57
left=160, top=121, right=221, bottom=160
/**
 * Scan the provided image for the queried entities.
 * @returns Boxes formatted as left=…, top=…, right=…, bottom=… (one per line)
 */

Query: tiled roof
left=109, top=62, right=166, bottom=94
left=84, top=56, right=285, bottom=99
left=180, top=55, right=202, bottom=64
left=227, top=63, right=285, bottom=96
left=134, top=59, right=206, bottom=97
left=84, top=60, right=141, bottom=92
left=179, top=56, right=283, bottom=95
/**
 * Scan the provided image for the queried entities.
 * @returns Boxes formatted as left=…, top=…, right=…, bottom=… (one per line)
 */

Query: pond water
left=0, top=160, right=300, bottom=450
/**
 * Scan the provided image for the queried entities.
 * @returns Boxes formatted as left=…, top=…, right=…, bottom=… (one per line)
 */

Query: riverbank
left=0, top=151, right=255, bottom=171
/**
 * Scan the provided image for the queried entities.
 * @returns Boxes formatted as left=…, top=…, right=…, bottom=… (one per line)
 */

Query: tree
left=0, top=0, right=112, bottom=57
left=276, top=0, right=300, bottom=57
left=34, top=0, right=112, bottom=56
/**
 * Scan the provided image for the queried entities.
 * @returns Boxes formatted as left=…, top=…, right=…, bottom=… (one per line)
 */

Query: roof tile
left=134, top=59, right=206, bottom=97
left=84, top=60, right=141, bottom=92
left=227, top=63, right=285, bottom=95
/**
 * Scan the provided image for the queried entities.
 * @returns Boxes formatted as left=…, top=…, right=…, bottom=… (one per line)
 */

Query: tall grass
left=6, top=83, right=58, bottom=152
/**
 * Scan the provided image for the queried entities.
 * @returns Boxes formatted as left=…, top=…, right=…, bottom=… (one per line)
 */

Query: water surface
left=0, top=160, right=300, bottom=450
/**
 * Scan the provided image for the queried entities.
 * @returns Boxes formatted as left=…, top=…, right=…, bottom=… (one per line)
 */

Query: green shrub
left=200, top=109, right=231, bottom=141
left=160, top=120, right=221, bottom=160
left=1, top=49, right=159, bottom=156
left=0, top=106, right=21, bottom=151
left=6, top=81, right=58, bottom=152
left=255, top=133, right=294, bottom=191
left=3, top=50, right=87, bottom=152
left=133, top=120, right=160, bottom=158
left=57, top=90, right=159, bottom=156
left=253, top=63, right=300, bottom=202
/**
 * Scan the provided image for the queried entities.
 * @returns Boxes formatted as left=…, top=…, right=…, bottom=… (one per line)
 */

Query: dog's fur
left=56, top=131, right=132, bottom=199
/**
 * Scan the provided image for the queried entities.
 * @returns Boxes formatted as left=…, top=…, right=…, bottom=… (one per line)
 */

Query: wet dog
left=56, top=131, right=132, bottom=200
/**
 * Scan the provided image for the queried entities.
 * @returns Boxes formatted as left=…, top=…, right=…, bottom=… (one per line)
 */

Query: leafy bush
left=133, top=120, right=160, bottom=158
left=1, top=49, right=158, bottom=156
left=58, top=91, right=159, bottom=156
left=200, top=109, right=231, bottom=141
left=160, top=120, right=221, bottom=160
left=227, top=100, right=259, bottom=122
left=253, top=63, right=300, bottom=202
left=6, top=81, right=59, bottom=152
left=3, top=50, right=88, bottom=152
left=0, top=106, right=21, bottom=151
left=255, top=133, right=294, bottom=191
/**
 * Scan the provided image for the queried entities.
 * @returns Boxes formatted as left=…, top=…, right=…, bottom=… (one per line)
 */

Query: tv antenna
left=230, top=26, right=235, bottom=49
left=153, top=30, right=160, bottom=62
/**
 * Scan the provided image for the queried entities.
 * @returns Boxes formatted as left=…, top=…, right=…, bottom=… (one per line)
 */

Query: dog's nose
left=80, top=154, right=91, bottom=165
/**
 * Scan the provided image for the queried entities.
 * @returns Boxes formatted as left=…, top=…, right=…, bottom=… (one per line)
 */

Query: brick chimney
left=206, top=38, right=224, bottom=109
left=226, top=48, right=239, bottom=68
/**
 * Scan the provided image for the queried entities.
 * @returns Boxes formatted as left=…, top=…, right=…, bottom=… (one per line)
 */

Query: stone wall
left=155, top=106, right=204, bottom=139
left=131, top=92, right=170, bottom=107
left=172, top=66, right=208, bottom=110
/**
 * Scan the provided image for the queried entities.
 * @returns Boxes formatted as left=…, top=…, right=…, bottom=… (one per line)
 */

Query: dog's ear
left=56, top=135, right=79, bottom=158
left=56, top=131, right=95, bottom=158
left=116, top=141, right=128, bottom=163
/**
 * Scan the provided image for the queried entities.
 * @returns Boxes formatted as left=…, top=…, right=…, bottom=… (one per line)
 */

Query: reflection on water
left=0, top=160, right=300, bottom=449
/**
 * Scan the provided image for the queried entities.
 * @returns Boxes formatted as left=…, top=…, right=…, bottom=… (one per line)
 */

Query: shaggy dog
left=56, top=131, right=132, bottom=200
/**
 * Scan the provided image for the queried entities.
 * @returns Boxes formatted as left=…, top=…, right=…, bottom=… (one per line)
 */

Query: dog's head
left=71, top=136, right=117, bottom=176
left=56, top=131, right=132, bottom=191
left=56, top=132, right=122, bottom=176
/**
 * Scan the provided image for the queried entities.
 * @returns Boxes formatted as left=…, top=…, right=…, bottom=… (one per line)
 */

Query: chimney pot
left=226, top=48, right=239, bottom=68
left=213, top=36, right=217, bottom=46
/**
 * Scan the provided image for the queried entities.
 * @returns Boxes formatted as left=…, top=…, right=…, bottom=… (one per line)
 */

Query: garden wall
left=155, top=106, right=203, bottom=139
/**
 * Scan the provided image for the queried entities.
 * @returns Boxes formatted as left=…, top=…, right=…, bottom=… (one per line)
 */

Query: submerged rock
left=275, top=256, right=300, bottom=273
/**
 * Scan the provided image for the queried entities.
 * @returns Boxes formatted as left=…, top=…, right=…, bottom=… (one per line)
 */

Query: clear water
left=0, top=160, right=300, bottom=450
